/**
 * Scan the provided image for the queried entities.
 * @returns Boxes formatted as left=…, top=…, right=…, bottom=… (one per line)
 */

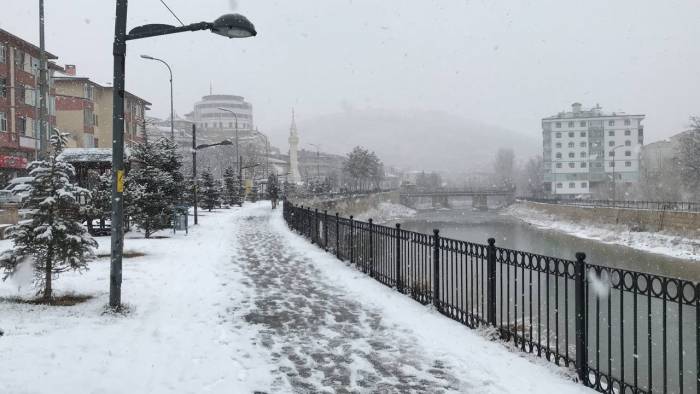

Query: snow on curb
left=270, top=209, right=590, bottom=394
left=504, top=203, right=700, bottom=261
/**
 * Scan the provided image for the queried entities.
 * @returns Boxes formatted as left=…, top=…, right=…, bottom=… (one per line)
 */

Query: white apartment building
left=189, top=94, right=253, bottom=133
left=542, top=103, right=644, bottom=198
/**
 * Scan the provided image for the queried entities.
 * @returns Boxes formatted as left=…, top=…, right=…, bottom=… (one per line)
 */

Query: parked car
left=0, top=177, right=33, bottom=205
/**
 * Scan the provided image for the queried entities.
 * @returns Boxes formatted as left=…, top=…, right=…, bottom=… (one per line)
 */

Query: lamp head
left=140, top=54, right=155, bottom=60
left=211, top=13, right=257, bottom=38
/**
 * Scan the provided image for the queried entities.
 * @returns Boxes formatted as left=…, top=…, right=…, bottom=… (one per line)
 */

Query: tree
left=83, top=171, right=111, bottom=234
left=223, top=166, right=242, bottom=206
left=342, top=146, right=384, bottom=191
left=677, top=117, right=700, bottom=197
left=268, top=172, right=280, bottom=209
left=126, top=135, right=179, bottom=238
left=200, top=169, right=220, bottom=211
left=520, top=156, right=544, bottom=197
left=0, top=131, right=97, bottom=301
left=494, top=148, right=515, bottom=187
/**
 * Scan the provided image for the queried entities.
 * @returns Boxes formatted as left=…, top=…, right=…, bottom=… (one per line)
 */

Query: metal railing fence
left=283, top=201, right=700, bottom=394
left=522, top=198, right=700, bottom=213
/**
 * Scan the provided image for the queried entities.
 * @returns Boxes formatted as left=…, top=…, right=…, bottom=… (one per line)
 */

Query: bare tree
left=494, top=148, right=515, bottom=187
left=677, top=117, right=700, bottom=198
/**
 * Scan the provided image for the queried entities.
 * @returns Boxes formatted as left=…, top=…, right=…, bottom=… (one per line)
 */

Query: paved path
left=231, top=205, right=462, bottom=393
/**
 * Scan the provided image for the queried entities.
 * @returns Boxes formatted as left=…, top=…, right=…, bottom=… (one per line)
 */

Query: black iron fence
left=522, top=198, right=700, bottom=213
left=283, top=200, right=700, bottom=394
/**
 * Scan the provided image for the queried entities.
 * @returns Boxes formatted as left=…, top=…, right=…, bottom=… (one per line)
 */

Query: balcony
left=19, top=136, right=38, bottom=150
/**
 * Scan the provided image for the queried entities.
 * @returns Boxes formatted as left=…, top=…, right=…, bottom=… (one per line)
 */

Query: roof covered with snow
left=58, top=148, right=130, bottom=163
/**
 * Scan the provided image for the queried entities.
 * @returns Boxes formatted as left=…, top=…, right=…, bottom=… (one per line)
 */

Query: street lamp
left=216, top=107, right=242, bottom=195
left=109, top=2, right=256, bottom=309
left=610, top=144, right=625, bottom=200
left=140, top=54, right=174, bottom=141
left=191, top=122, right=231, bottom=225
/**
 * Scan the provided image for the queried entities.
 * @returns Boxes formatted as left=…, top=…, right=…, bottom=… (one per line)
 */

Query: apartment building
left=0, top=28, right=59, bottom=183
left=54, top=65, right=150, bottom=149
left=542, top=103, right=644, bottom=198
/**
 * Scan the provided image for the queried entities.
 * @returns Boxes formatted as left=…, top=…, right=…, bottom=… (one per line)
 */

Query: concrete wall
left=291, top=191, right=400, bottom=217
left=523, top=201, right=700, bottom=236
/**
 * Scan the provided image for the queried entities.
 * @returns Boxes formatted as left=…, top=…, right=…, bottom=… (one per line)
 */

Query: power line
left=158, top=0, right=185, bottom=26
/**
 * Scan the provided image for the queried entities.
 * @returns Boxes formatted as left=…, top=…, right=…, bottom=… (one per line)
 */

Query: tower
left=288, top=109, right=302, bottom=184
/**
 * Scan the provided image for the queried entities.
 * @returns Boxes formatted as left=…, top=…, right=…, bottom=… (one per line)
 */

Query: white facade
left=542, top=103, right=644, bottom=197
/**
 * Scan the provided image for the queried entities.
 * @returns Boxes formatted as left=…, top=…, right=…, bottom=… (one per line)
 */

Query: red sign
left=0, top=155, right=28, bottom=169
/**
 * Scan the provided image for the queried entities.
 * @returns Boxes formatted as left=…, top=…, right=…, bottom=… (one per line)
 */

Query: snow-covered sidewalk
left=0, top=202, right=591, bottom=393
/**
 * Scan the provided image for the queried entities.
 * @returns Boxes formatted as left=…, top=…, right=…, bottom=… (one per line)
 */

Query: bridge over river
left=399, top=186, right=516, bottom=209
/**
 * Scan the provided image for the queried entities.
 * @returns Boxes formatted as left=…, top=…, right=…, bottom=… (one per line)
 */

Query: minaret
left=288, top=109, right=301, bottom=184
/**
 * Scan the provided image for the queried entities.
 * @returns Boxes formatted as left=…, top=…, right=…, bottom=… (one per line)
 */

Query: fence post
left=432, top=229, right=440, bottom=309
left=335, top=213, right=340, bottom=259
left=350, top=215, right=354, bottom=265
left=575, top=252, right=588, bottom=384
left=487, top=237, right=497, bottom=326
left=323, top=210, right=328, bottom=251
left=314, top=208, right=319, bottom=244
left=369, top=219, right=374, bottom=278
left=395, top=223, right=402, bottom=292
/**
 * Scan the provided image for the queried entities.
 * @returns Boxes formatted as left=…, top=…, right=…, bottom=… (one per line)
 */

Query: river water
left=398, top=206, right=700, bottom=282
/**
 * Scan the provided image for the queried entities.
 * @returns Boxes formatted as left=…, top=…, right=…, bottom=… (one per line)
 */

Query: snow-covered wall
left=520, top=201, right=700, bottom=236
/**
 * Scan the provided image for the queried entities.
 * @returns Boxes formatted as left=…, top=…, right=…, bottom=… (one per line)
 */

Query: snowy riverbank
left=354, top=201, right=417, bottom=224
left=504, top=203, right=700, bottom=261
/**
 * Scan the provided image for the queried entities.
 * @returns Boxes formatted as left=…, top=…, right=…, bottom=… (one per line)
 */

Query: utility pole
left=192, top=124, right=198, bottom=224
left=38, top=0, right=48, bottom=158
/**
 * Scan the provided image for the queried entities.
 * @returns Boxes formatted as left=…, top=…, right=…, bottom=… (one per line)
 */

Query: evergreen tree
left=126, top=136, right=178, bottom=238
left=201, top=169, right=220, bottom=211
left=83, top=171, right=112, bottom=234
left=0, top=131, right=97, bottom=300
left=223, top=166, right=241, bottom=206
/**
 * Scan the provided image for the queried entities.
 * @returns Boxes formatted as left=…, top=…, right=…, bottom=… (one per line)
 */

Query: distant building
left=0, top=28, right=60, bottom=183
left=189, top=94, right=253, bottom=139
left=54, top=65, right=151, bottom=149
left=542, top=103, right=645, bottom=198
left=287, top=111, right=301, bottom=184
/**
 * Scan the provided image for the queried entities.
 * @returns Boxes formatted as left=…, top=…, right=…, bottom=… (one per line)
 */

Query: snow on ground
left=1, top=202, right=592, bottom=393
left=354, top=201, right=417, bottom=224
left=505, top=203, right=700, bottom=261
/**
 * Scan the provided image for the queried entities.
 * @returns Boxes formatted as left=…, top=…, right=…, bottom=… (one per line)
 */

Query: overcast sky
left=3, top=0, right=699, bottom=149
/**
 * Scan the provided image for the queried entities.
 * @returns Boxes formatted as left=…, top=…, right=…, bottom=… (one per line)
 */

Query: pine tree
left=201, top=169, right=220, bottom=211
left=0, top=131, right=97, bottom=301
left=126, top=135, right=178, bottom=238
left=223, top=166, right=241, bottom=206
left=83, top=171, right=111, bottom=234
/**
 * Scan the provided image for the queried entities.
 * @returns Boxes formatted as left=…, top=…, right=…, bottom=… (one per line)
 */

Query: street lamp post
left=110, top=3, right=256, bottom=308
left=252, top=129, right=270, bottom=179
left=192, top=123, right=232, bottom=225
left=610, top=144, right=625, bottom=200
left=216, top=107, right=242, bottom=197
left=140, top=55, right=174, bottom=141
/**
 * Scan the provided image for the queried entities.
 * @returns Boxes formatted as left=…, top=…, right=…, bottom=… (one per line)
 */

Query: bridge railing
left=283, top=200, right=700, bottom=394
left=521, top=197, right=700, bottom=213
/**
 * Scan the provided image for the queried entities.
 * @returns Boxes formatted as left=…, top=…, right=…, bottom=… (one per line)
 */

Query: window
left=580, top=121, right=586, bottom=127
left=580, top=131, right=586, bottom=137
left=580, top=162, right=587, bottom=168
left=568, top=142, right=574, bottom=148
left=624, top=119, right=631, bottom=126
left=568, top=152, right=575, bottom=158
left=83, top=84, right=94, bottom=100
left=608, top=141, right=615, bottom=147
left=625, top=151, right=631, bottom=156
left=568, top=121, right=574, bottom=128
left=556, top=163, right=562, bottom=168
left=609, top=151, right=615, bottom=157
left=229, top=122, right=233, bottom=128
left=625, top=161, right=632, bottom=167
left=84, top=109, right=94, bottom=127
left=555, top=153, right=562, bottom=159
left=569, top=182, right=575, bottom=188
left=17, top=116, right=26, bottom=134
left=568, top=162, right=575, bottom=168
left=581, top=182, right=588, bottom=188
left=608, top=130, right=615, bottom=136
left=580, top=152, right=587, bottom=158
left=14, top=49, right=24, bottom=69
left=595, top=162, right=602, bottom=168
left=24, top=86, right=34, bottom=105
left=624, top=129, right=631, bottom=136
left=0, top=78, right=6, bottom=98
left=94, top=114, right=98, bottom=126
left=555, top=122, right=561, bottom=128
left=555, top=132, right=561, bottom=138
left=556, top=183, right=563, bottom=189
left=0, top=44, right=5, bottom=63
left=609, top=161, right=615, bottom=167
left=608, top=120, right=615, bottom=126
left=580, top=142, right=587, bottom=147
left=0, top=112, right=6, bottom=131
left=625, top=140, right=631, bottom=146
left=568, top=132, right=574, bottom=137
left=555, top=142, right=562, bottom=148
